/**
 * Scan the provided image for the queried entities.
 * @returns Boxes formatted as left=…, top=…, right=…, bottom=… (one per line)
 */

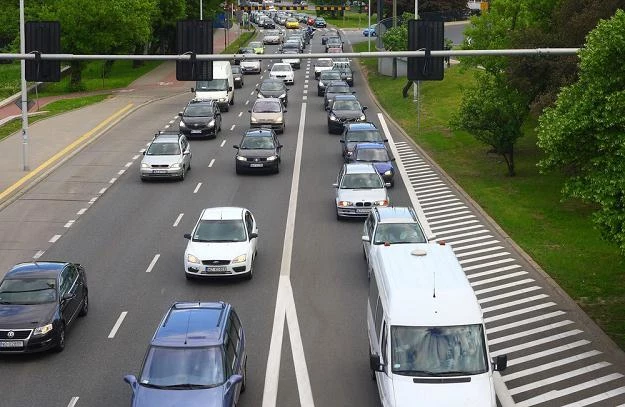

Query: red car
left=307, top=16, right=315, bottom=25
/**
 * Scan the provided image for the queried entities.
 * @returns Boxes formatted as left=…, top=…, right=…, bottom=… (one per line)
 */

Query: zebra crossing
left=393, top=140, right=625, bottom=407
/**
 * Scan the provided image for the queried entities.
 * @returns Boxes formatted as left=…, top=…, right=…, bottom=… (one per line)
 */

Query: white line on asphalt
left=470, top=270, right=528, bottom=286
left=260, top=75, right=263, bottom=79
left=504, top=350, right=601, bottom=382
left=238, top=111, right=243, bottom=117
left=505, top=339, right=589, bottom=367
left=490, top=320, right=574, bottom=346
left=139, top=148, right=146, bottom=154
left=109, top=177, right=117, bottom=184
left=67, top=397, right=79, bottom=407
left=492, top=329, right=583, bottom=358
left=303, top=84, right=308, bottom=89
left=454, top=244, right=501, bottom=257
left=220, top=140, right=226, bottom=147
left=413, top=181, right=446, bottom=189
left=133, top=154, right=140, bottom=160
left=145, top=254, right=160, bottom=273
left=431, top=218, right=476, bottom=229
left=437, top=229, right=489, bottom=241
left=464, top=258, right=516, bottom=272
left=33, top=250, right=44, bottom=259
left=474, top=278, right=536, bottom=296
left=209, top=159, right=215, bottom=167
left=250, top=91, right=254, bottom=95
left=467, top=264, right=522, bottom=280
left=108, top=311, right=128, bottom=338
left=245, top=100, right=249, bottom=105
left=117, top=169, right=125, bottom=175
left=408, top=175, right=439, bottom=184
left=427, top=210, right=472, bottom=221
left=304, top=79, right=309, bottom=84
left=482, top=294, right=549, bottom=313
left=484, top=302, right=556, bottom=324
left=173, top=213, right=184, bottom=227
left=77, top=208, right=87, bottom=215
left=561, top=386, right=625, bottom=407
left=164, top=124, right=170, bottom=129
left=49, top=234, right=61, bottom=243
left=487, top=311, right=567, bottom=336
left=479, top=286, right=541, bottom=304
left=418, top=186, right=451, bottom=195
left=169, top=120, right=175, bottom=124
left=449, top=235, right=495, bottom=247
left=64, top=220, right=75, bottom=228
left=99, top=187, right=107, bottom=194
left=459, top=251, right=510, bottom=265
left=125, top=162, right=132, bottom=168
left=230, top=125, right=236, bottom=131
left=193, top=183, right=202, bottom=193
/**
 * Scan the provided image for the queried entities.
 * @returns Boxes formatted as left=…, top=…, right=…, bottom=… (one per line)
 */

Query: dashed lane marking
left=108, top=311, right=128, bottom=338
left=145, top=254, right=160, bottom=273
left=193, top=183, right=202, bottom=194
left=173, top=213, right=184, bottom=227
left=49, top=234, right=61, bottom=243
left=209, top=159, right=215, bottom=167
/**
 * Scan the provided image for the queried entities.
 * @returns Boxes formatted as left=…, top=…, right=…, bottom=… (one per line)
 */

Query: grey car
left=257, top=79, right=289, bottom=107
left=140, top=132, right=192, bottom=181
left=324, top=81, right=353, bottom=109
left=249, top=98, right=286, bottom=133
left=333, top=163, right=390, bottom=220
left=263, top=30, right=282, bottom=44
left=232, top=65, right=244, bottom=88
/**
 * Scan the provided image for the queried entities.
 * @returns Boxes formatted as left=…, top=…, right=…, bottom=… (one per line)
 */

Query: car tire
left=223, top=104, right=230, bottom=112
left=230, top=96, right=234, bottom=106
left=185, top=272, right=194, bottom=280
left=78, top=290, right=88, bottom=317
left=244, top=262, right=253, bottom=280
left=275, top=164, right=280, bottom=174
left=140, top=176, right=147, bottom=182
left=54, top=324, right=66, bottom=353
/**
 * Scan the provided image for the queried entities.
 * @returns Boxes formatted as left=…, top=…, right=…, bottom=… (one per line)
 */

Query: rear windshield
left=253, top=100, right=282, bottom=113
left=355, top=147, right=389, bottom=162
left=316, top=59, right=334, bottom=67
left=321, top=72, right=341, bottom=80
left=327, top=85, right=351, bottom=93
left=346, top=130, right=382, bottom=142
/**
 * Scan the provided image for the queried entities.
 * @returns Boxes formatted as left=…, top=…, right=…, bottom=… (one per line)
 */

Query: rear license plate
left=205, top=266, right=227, bottom=272
left=0, top=340, right=23, bottom=348
left=191, top=130, right=202, bottom=134
left=250, top=163, right=263, bottom=168
left=152, top=170, right=167, bottom=174
left=356, top=208, right=371, bottom=214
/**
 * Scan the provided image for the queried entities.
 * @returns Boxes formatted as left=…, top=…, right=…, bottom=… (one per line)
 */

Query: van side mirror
left=184, top=233, right=191, bottom=240
left=123, top=375, right=138, bottom=393
left=362, top=106, right=368, bottom=111
left=339, top=139, right=345, bottom=143
left=190, top=87, right=195, bottom=92
left=362, top=235, right=370, bottom=242
left=369, top=354, right=384, bottom=372
left=283, top=109, right=287, bottom=112
left=493, top=355, right=507, bottom=371
left=228, top=86, right=233, bottom=92
left=332, top=183, right=338, bottom=188
left=249, top=232, right=258, bottom=239
left=233, top=145, right=239, bottom=149
left=225, top=374, right=243, bottom=391
left=178, top=112, right=183, bottom=116
left=383, top=139, right=389, bottom=143
left=385, top=182, right=392, bottom=188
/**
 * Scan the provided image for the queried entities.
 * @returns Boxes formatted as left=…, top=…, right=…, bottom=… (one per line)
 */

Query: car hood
left=358, top=161, right=393, bottom=173
left=182, top=117, right=213, bottom=125
left=237, top=148, right=277, bottom=158
left=0, top=302, right=56, bottom=328
left=185, top=240, right=251, bottom=260
left=142, top=155, right=181, bottom=166
left=393, top=374, right=495, bottom=407
left=251, top=112, right=283, bottom=122
left=336, top=188, right=387, bottom=202
left=332, top=110, right=364, bottom=119
left=133, top=385, right=224, bottom=407
left=241, top=60, right=260, bottom=67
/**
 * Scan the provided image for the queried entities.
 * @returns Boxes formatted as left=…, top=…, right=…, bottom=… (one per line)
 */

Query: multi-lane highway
left=1, top=25, right=625, bottom=407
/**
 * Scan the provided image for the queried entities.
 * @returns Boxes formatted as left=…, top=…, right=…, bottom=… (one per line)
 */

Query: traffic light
left=407, top=19, right=444, bottom=81
left=25, top=21, right=61, bottom=82
left=176, top=20, right=214, bottom=81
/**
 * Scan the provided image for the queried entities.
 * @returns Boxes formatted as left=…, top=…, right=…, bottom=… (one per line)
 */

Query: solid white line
left=467, top=264, right=522, bottom=280
left=515, top=373, right=623, bottom=407
left=304, top=79, right=309, bottom=84
left=49, top=234, right=61, bottom=243
left=484, top=302, right=557, bottom=324
left=471, top=270, right=528, bottom=287
left=230, top=125, right=236, bottom=131
left=489, top=319, right=573, bottom=346
left=209, top=159, right=215, bottom=167
left=238, top=111, right=243, bottom=117
left=494, top=372, right=515, bottom=407
left=479, top=285, right=541, bottom=304
left=464, top=258, right=516, bottom=272
left=427, top=210, right=472, bottom=221
left=505, top=339, right=589, bottom=367
left=421, top=201, right=464, bottom=211
left=561, top=386, right=625, bottom=407
left=263, top=278, right=288, bottom=407
left=193, top=183, right=202, bottom=193
left=125, top=162, right=132, bottom=168
left=33, top=250, right=45, bottom=259
left=433, top=222, right=480, bottom=234
left=474, top=278, right=536, bottom=296
left=504, top=350, right=601, bottom=382
left=378, top=113, right=434, bottom=239
left=459, top=251, right=510, bottom=265
left=64, top=220, right=75, bottom=228
left=77, top=208, right=87, bottom=215
left=108, top=311, right=128, bottom=338
left=487, top=311, right=567, bottom=335
left=99, top=187, right=107, bottom=194
left=430, top=218, right=477, bottom=229
left=145, top=254, right=160, bottom=273
left=173, top=214, right=184, bottom=227
left=437, top=229, right=489, bottom=241
left=109, top=177, right=116, bottom=184
left=220, top=140, right=226, bottom=147
left=260, top=75, right=263, bottom=79
left=408, top=176, right=440, bottom=186
left=132, top=154, right=140, bottom=160
left=303, top=84, right=308, bottom=89
left=67, top=397, right=79, bottom=407
left=455, top=245, right=503, bottom=258
left=407, top=171, right=436, bottom=179
left=417, top=187, right=451, bottom=196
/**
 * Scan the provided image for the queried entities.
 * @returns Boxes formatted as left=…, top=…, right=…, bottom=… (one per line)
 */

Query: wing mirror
left=184, top=233, right=191, bottom=240
left=233, top=144, right=239, bottom=149
left=249, top=232, right=258, bottom=239
left=248, top=110, right=252, bottom=113
left=61, top=292, right=75, bottom=302
left=190, top=87, right=195, bottom=92
left=178, top=112, right=183, bottom=116
left=283, top=109, right=287, bottom=112
left=332, top=182, right=339, bottom=188
left=369, top=354, right=384, bottom=372
left=123, top=375, right=138, bottom=393
left=493, top=355, right=508, bottom=371
left=362, top=235, right=370, bottom=242
left=385, top=182, right=392, bottom=188
left=228, top=86, right=233, bottom=92
left=339, top=139, right=345, bottom=143
left=362, top=106, right=368, bottom=111
left=278, top=144, right=284, bottom=149
left=225, top=374, right=243, bottom=391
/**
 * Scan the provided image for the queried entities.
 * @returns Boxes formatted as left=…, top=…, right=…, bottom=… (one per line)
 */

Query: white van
left=192, top=61, right=234, bottom=112
left=367, top=242, right=507, bottom=407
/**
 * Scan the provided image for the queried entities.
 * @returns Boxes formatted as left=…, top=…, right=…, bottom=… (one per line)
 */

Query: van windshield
left=196, top=79, right=228, bottom=92
left=391, top=324, right=488, bottom=376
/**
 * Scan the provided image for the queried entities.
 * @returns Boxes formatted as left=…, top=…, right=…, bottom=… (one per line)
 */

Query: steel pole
left=413, top=0, right=419, bottom=133
left=19, top=0, right=29, bottom=171
left=200, top=0, right=203, bottom=20
left=367, top=0, right=371, bottom=52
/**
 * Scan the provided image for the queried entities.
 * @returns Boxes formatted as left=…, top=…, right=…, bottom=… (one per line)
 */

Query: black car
left=257, top=79, right=289, bottom=106
left=317, top=70, right=343, bottom=96
left=324, top=81, right=353, bottom=109
left=340, top=122, right=387, bottom=161
left=0, top=261, right=88, bottom=353
left=179, top=100, right=222, bottom=138
left=326, top=95, right=367, bottom=134
left=234, top=129, right=283, bottom=174
left=314, top=17, right=327, bottom=28
left=232, top=65, right=244, bottom=88
left=321, top=30, right=340, bottom=45
left=261, top=18, right=275, bottom=29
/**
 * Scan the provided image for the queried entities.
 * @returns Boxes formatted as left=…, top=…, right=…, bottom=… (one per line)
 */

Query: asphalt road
left=1, top=24, right=625, bottom=407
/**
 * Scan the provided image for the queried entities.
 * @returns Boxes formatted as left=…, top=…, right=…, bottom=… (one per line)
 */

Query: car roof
left=272, top=62, right=291, bottom=67
left=261, top=78, right=285, bottom=84
left=373, top=206, right=418, bottom=223
left=152, top=132, right=182, bottom=143
left=254, top=97, right=281, bottom=104
left=6, top=262, right=67, bottom=279
left=199, top=207, right=246, bottom=221
left=152, top=302, right=229, bottom=347
left=344, top=162, right=378, bottom=174
left=244, top=129, right=276, bottom=137
left=346, top=122, right=377, bottom=131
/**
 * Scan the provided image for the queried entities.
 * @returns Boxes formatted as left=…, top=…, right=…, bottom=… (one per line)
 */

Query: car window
left=381, top=322, right=388, bottom=370
left=146, top=142, right=181, bottom=156
left=332, top=100, right=361, bottom=111
left=0, top=278, right=57, bottom=304
left=225, top=335, right=237, bottom=375
left=185, top=105, right=214, bottom=117
left=241, top=136, right=275, bottom=149
left=340, top=173, right=383, bottom=189
left=316, top=59, right=333, bottom=67
left=356, top=148, right=389, bottom=162
left=366, top=215, right=375, bottom=238
left=232, top=66, right=241, bottom=74
left=60, top=266, right=77, bottom=294
left=346, top=130, right=382, bottom=142
left=140, top=346, right=226, bottom=387
left=321, top=72, right=341, bottom=80
left=180, top=138, right=188, bottom=152
left=193, top=220, right=247, bottom=242
left=244, top=212, right=254, bottom=235
left=253, top=101, right=282, bottom=113
left=272, top=65, right=292, bottom=72
left=373, top=223, right=427, bottom=244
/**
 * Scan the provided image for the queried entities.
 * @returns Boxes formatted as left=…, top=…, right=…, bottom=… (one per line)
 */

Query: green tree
left=152, top=0, right=187, bottom=53
left=452, top=71, right=528, bottom=176
left=537, top=9, right=625, bottom=252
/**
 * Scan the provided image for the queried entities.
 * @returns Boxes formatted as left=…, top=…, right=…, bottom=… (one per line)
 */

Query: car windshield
left=140, top=346, right=226, bottom=388
left=346, top=130, right=382, bottom=142
left=253, top=100, right=281, bottom=113
left=184, top=105, right=213, bottom=118
left=373, top=223, right=426, bottom=244
left=321, top=72, right=341, bottom=81
left=193, top=220, right=247, bottom=242
left=249, top=41, right=262, bottom=48
left=241, top=136, right=275, bottom=149
left=272, top=65, right=291, bottom=72
left=146, top=142, right=181, bottom=156
left=239, top=48, right=254, bottom=54
left=356, top=147, right=389, bottom=162
left=196, top=79, right=228, bottom=91
left=284, top=42, right=299, bottom=48
left=317, top=59, right=334, bottom=67
left=340, top=173, right=383, bottom=189
left=333, top=100, right=361, bottom=111
left=328, top=85, right=351, bottom=93
left=0, top=278, right=57, bottom=305
left=391, top=325, right=489, bottom=376
left=327, top=38, right=341, bottom=44
left=260, top=82, right=284, bottom=91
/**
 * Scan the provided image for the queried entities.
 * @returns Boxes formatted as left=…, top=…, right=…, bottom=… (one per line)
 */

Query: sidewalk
left=0, top=27, right=244, bottom=207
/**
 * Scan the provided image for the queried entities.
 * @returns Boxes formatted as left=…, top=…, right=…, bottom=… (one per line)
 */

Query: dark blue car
left=124, top=302, right=247, bottom=407
left=352, top=142, right=396, bottom=186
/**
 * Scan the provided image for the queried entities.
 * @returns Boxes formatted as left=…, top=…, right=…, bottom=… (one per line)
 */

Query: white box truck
left=192, top=61, right=234, bottom=112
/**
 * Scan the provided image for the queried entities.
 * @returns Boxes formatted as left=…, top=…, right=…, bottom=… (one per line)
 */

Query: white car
left=184, top=207, right=259, bottom=280
left=269, top=62, right=295, bottom=85
left=241, top=58, right=262, bottom=74
left=314, top=58, right=334, bottom=79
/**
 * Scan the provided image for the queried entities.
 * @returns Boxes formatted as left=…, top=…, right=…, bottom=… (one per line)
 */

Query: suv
left=124, top=302, right=247, bottom=407
left=333, top=163, right=390, bottom=220
left=140, top=132, right=192, bottom=181
left=179, top=100, right=222, bottom=138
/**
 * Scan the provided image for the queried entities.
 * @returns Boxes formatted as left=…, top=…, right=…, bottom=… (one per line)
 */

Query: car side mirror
left=233, top=145, right=239, bottom=149
left=61, top=292, right=75, bottom=302
left=325, top=107, right=330, bottom=111
left=226, top=375, right=243, bottom=391
left=142, top=151, right=146, bottom=155
left=228, top=86, right=233, bottom=92
left=332, top=183, right=338, bottom=188
left=255, top=88, right=259, bottom=91
left=286, top=88, right=290, bottom=91
left=369, top=354, right=384, bottom=372
left=493, top=355, right=507, bottom=371
left=383, top=139, right=389, bottom=142
left=352, top=91, right=356, bottom=94
left=184, top=233, right=191, bottom=240
left=123, top=375, right=138, bottom=392
left=363, top=106, right=368, bottom=111
left=390, top=158, right=396, bottom=161
left=362, top=235, right=370, bottom=242
left=283, top=109, right=287, bottom=112
left=190, top=87, right=195, bottom=92
left=178, top=112, right=183, bottom=116
left=249, top=232, right=258, bottom=239
left=278, top=144, right=283, bottom=149
left=385, top=182, right=392, bottom=188
left=183, top=150, right=190, bottom=155
left=339, top=139, right=345, bottom=143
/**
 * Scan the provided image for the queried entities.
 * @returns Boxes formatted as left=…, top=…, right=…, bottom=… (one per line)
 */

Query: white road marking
left=164, top=124, right=169, bottom=129
left=492, top=320, right=575, bottom=347
left=506, top=339, right=589, bottom=367
left=459, top=251, right=510, bottom=265
left=125, top=162, right=132, bottom=168
left=504, top=350, right=601, bottom=382
left=560, top=386, right=625, bottom=407
left=109, top=177, right=117, bottom=184
left=482, top=294, right=550, bottom=314
left=220, top=140, right=226, bottom=147
left=209, top=159, right=215, bottom=167
left=49, top=235, right=61, bottom=243
left=64, top=220, right=75, bottom=228
left=99, top=188, right=107, bottom=194
left=133, top=154, right=140, bottom=160
left=303, top=84, right=308, bottom=89
left=471, top=270, right=528, bottom=286
left=77, top=208, right=87, bottom=215
left=418, top=186, right=451, bottom=195
left=108, top=311, right=128, bottom=338
left=139, top=148, right=146, bottom=153
left=474, top=278, right=536, bottom=296
left=454, top=244, right=502, bottom=257
left=304, top=79, right=309, bottom=84
left=238, top=111, right=243, bottom=117
left=33, top=250, right=44, bottom=259
left=250, top=91, right=255, bottom=95
left=464, top=258, right=516, bottom=271
left=303, top=95, right=307, bottom=101
left=493, top=329, right=584, bottom=358
left=245, top=100, right=249, bottom=105
left=67, top=397, right=79, bottom=407
left=479, top=286, right=541, bottom=304
left=145, top=254, right=160, bottom=273
left=169, top=120, right=175, bottom=124
left=467, top=264, right=522, bottom=280
left=428, top=210, right=472, bottom=221
left=173, top=214, right=184, bottom=227
left=230, top=125, right=236, bottom=131
left=485, top=302, right=557, bottom=323
left=437, top=229, right=489, bottom=241
left=193, top=183, right=202, bottom=193
left=431, top=218, right=477, bottom=229
left=172, top=115, right=178, bottom=120
left=117, top=169, right=125, bottom=175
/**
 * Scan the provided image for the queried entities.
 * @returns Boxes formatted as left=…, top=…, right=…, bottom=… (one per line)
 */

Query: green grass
left=353, top=41, right=625, bottom=350
left=0, top=94, right=109, bottom=142
left=222, top=30, right=257, bottom=54
left=320, top=11, right=378, bottom=29
left=0, top=63, right=21, bottom=99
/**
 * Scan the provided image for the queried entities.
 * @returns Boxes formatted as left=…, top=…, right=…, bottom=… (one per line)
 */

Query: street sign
left=407, top=19, right=445, bottom=81
left=14, top=99, right=36, bottom=111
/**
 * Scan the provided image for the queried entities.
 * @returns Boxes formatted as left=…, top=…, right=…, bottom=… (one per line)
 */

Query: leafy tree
left=537, top=9, right=625, bottom=252
left=381, top=12, right=412, bottom=50
left=152, top=0, right=187, bottom=53
left=452, top=71, right=528, bottom=176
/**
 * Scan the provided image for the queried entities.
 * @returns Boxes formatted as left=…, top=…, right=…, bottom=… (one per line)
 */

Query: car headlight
left=274, top=117, right=283, bottom=123
left=359, top=114, right=366, bottom=121
left=319, top=81, right=324, bottom=87
left=346, top=151, right=353, bottom=156
left=374, top=200, right=389, bottom=206
left=141, top=162, right=150, bottom=168
left=236, top=156, right=247, bottom=161
left=337, top=201, right=353, bottom=207
left=279, top=93, right=286, bottom=99
left=33, top=323, right=53, bottom=336
left=219, top=98, right=226, bottom=102
left=232, top=254, right=247, bottom=263
left=383, top=170, right=393, bottom=176
left=170, top=163, right=181, bottom=169
left=187, top=254, right=200, bottom=264
left=329, top=114, right=338, bottom=121
left=251, top=117, right=258, bottom=123
left=258, top=93, right=265, bottom=98
left=179, top=121, right=187, bottom=128
left=208, top=119, right=215, bottom=127
left=266, top=155, right=278, bottom=161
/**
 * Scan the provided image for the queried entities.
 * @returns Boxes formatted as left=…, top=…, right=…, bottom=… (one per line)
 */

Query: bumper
left=336, top=206, right=378, bottom=218
left=250, top=122, right=284, bottom=131
left=272, top=76, right=294, bottom=84
left=241, top=66, right=262, bottom=74
left=0, top=331, right=60, bottom=354
left=180, top=126, right=217, bottom=138
left=140, top=168, right=184, bottom=179
left=185, top=261, right=250, bottom=277
left=236, top=159, right=279, bottom=172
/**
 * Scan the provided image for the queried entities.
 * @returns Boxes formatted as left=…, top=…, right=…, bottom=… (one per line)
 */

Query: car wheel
left=54, top=324, right=66, bottom=353
left=140, top=176, right=147, bottom=182
left=223, top=104, right=230, bottom=112
left=275, top=164, right=280, bottom=174
left=244, top=262, right=253, bottom=280
left=185, top=272, right=194, bottom=280
left=280, top=124, right=285, bottom=134
left=180, top=167, right=186, bottom=181
left=230, top=96, right=234, bottom=106
left=78, top=290, right=88, bottom=317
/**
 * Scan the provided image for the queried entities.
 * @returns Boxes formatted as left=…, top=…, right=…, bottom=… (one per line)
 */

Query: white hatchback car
left=184, top=207, right=259, bottom=280
left=269, top=62, right=295, bottom=85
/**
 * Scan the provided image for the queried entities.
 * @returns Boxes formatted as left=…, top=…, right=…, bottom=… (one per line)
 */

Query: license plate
left=250, top=163, right=263, bottom=168
left=191, top=130, right=202, bottom=134
left=0, top=340, right=23, bottom=348
left=152, top=170, right=167, bottom=174
left=205, top=266, right=227, bottom=272
left=356, top=208, right=371, bottom=214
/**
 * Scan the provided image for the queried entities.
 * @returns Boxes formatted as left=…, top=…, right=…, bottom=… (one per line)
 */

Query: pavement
left=0, top=27, right=243, bottom=208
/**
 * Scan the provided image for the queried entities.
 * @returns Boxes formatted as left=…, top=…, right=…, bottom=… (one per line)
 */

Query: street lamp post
left=200, top=0, right=203, bottom=20
left=19, top=0, right=29, bottom=171
left=367, top=0, right=371, bottom=52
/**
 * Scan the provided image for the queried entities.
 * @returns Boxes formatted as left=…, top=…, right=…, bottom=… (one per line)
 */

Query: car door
left=214, top=105, right=222, bottom=130
left=181, top=137, right=190, bottom=168
left=59, top=265, right=80, bottom=325
left=224, top=321, right=240, bottom=407
left=245, top=211, right=258, bottom=256
left=377, top=321, right=394, bottom=406
left=363, top=213, right=374, bottom=264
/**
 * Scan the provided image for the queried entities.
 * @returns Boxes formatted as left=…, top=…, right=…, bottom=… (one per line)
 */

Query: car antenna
left=184, top=311, right=191, bottom=345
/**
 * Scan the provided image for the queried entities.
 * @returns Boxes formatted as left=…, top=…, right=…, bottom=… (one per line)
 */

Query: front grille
left=0, top=329, right=32, bottom=340
left=151, top=164, right=169, bottom=168
left=244, top=157, right=268, bottom=162
left=355, top=202, right=372, bottom=207
left=201, top=259, right=230, bottom=266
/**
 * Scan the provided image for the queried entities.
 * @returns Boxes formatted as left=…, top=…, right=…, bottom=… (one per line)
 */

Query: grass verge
left=321, top=11, right=377, bottom=29
left=222, top=30, right=257, bottom=54
left=352, top=41, right=625, bottom=350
